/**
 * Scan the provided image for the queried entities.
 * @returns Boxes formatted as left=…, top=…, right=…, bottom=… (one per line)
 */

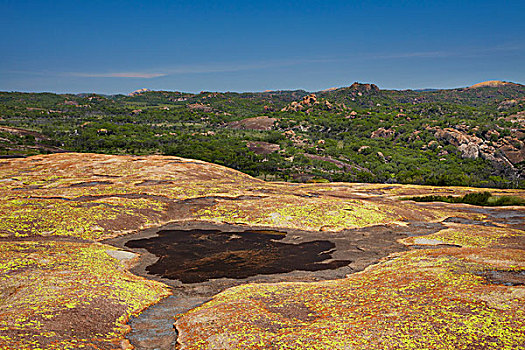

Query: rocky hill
left=469, top=80, right=520, bottom=89
left=0, top=81, right=524, bottom=188
left=128, top=88, right=152, bottom=96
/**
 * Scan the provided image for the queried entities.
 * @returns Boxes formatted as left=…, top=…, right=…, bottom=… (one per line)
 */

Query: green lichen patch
left=175, top=248, right=525, bottom=350
left=195, top=196, right=398, bottom=231
left=401, top=224, right=523, bottom=248
left=0, top=241, right=171, bottom=349
left=2, top=153, right=525, bottom=349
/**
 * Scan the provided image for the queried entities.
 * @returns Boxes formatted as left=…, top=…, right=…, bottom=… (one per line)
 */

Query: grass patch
left=404, top=191, right=525, bottom=206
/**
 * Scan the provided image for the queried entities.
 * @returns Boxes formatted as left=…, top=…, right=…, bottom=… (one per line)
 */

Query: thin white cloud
left=6, top=43, right=522, bottom=80
left=69, top=72, right=167, bottom=78
left=64, top=58, right=335, bottom=79
left=161, top=58, right=335, bottom=74
left=373, top=51, right=454, bottom=59
left=370, top=43, right=524, bottom=60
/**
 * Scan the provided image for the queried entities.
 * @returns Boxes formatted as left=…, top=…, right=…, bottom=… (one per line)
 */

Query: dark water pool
left=125, top=229, right=351, bottom=283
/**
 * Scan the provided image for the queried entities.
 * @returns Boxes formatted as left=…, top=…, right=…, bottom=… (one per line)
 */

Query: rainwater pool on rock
left=125, top=229, right=351, bottom=283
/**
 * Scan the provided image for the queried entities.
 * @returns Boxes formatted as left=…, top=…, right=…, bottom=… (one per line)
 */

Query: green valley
left=1, top=81, right=524, bottom=188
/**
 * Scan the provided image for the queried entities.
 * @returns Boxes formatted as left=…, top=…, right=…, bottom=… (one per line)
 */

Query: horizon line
left=1, top=79, right=523, bottom=96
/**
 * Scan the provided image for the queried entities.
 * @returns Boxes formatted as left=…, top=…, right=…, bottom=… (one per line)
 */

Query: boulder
left=281, top=101, right=304, bottom=112
left=228, top=116, right=277, bottom=131
left=128, top=88, right=151, bottom=96
left=187, top=103, right=214, bottom=113
left=246, top=141, right=281, bottom=155
left=458, top=143, right=480, bottom=159
left=302, top=94, right=318, bottom=105
left=434, top=128, right=467, bottom=146
left=371, top=128, right=395, bottom=139
left=349, top=82, right=380, bottom=92
left=500, top=144, right=525, bottom=164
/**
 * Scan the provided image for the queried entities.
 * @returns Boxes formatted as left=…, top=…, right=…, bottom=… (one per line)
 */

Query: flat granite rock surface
left=0, top=153, right=524, bottom=349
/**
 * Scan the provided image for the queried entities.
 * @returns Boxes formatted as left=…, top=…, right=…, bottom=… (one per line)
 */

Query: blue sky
left=1, top=0, right=524, bottom=94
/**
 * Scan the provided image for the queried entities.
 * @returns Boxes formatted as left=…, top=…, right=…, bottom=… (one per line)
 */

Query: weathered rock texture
left=227, top=116, right=277, bottom=130
left=0, top=153, right=524, bottom=349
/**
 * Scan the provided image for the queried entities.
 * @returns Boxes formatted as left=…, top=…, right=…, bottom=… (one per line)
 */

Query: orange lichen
left=0, top=241, right=171, bottom=349
left=176, top=248, right=525, bottom=349
left=1, top=153, right=524, bottom=349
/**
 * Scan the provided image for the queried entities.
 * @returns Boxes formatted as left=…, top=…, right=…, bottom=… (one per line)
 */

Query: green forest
left=1, top=82, right=524, bottom=188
